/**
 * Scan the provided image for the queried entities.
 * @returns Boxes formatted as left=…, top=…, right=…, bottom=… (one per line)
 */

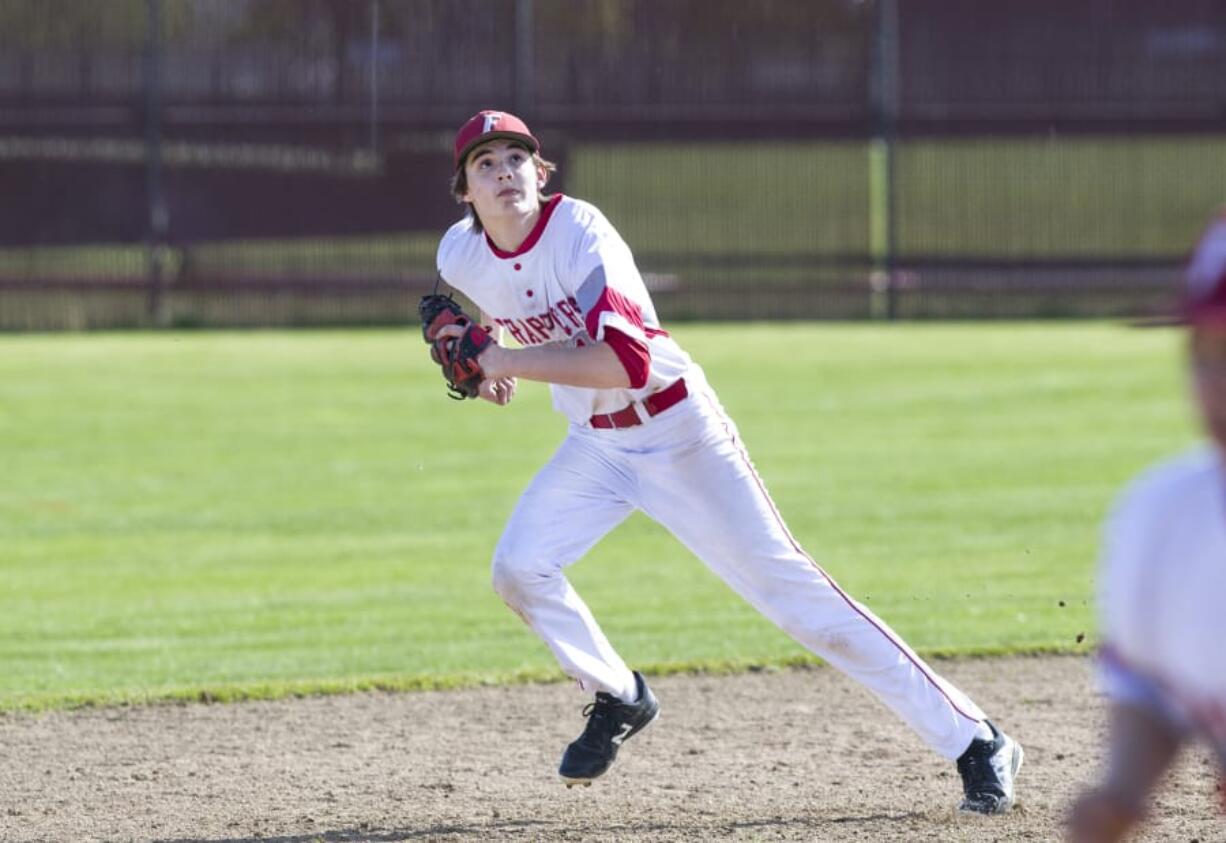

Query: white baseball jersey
left=436, top=194, right=692, bottom=423
left=1098, top=445, right=1226, bottom=753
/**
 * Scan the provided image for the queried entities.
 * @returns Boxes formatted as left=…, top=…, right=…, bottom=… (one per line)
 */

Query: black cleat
left=559, top=671, right=659, bottom=786
left=957, top=720, right=1024, bottom=814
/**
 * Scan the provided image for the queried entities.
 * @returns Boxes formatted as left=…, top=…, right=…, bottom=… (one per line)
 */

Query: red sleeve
left=603, top=327, right=650, bottom=389
left=583, top=286, right=646, bottom=339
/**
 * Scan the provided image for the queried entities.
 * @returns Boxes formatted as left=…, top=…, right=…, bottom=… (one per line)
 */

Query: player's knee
left=490, top=553, right=522, bottom=601
left=490, top=546, right=545, bottom=601
left=491, top=527, right=567, bottom=602
left=776, top=612, right=860, bottom=662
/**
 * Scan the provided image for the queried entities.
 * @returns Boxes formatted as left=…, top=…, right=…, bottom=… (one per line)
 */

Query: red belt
left=589, top=378, right=689, bottom=430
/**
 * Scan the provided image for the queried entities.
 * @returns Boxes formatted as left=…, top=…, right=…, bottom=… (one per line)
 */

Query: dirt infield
left=0, top=654, right=1221, bottom=842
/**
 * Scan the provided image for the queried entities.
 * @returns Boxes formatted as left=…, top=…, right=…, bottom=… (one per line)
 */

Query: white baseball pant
left=491, top=374, right=985, bottom=760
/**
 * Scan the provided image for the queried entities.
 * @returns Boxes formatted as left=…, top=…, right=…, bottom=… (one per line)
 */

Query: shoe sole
left=558, top=707, right=661, bottom=788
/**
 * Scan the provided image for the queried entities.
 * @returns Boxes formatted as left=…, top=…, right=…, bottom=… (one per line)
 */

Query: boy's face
left=461, top=140, right=544, bottom=224
left=1191, top=323, right=1226, bottom=451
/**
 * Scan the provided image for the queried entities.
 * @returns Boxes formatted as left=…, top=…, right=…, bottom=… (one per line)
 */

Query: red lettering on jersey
left=564, top=297, right=584, bottom=327
left=500, top=318, right=529, bottom=346
left=491, top=303, right=595, bottom=346
left=522, top=318, right=545, bottom=343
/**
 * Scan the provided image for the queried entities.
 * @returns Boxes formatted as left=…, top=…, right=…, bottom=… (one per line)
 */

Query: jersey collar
left=485, top=194, right=564, bottom=259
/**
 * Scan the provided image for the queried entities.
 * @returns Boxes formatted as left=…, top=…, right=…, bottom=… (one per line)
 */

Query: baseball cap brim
left=455, top=131, right=538, bottom=170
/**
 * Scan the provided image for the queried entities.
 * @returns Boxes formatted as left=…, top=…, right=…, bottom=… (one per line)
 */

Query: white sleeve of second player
left=1095, top=481, right=1181, bottom=722
left=1098, top=486, right=1148, bottom=659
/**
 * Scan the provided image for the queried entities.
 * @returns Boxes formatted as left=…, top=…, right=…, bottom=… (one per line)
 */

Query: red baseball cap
left=1180, top=210, right=1226, bottom=327
left=453, top=110, right=539, bottom=170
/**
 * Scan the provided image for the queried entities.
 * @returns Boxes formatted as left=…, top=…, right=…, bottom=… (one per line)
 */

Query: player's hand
left=479, top=376, right=516, bottom=406
left=1067, top=788, right=1143, bottom=843
left=433, top=323, right=470, bottom=341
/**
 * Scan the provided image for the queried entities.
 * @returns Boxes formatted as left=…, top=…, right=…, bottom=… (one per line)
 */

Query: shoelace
left=577, top=696, right=620, bottom=748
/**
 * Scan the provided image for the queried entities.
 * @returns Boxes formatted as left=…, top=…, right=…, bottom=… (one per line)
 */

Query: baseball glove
left=418, top=293, right=494, bottom=400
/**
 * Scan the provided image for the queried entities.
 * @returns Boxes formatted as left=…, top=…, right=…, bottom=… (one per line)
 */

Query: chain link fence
left=1, top=0, right=1224, bottom=329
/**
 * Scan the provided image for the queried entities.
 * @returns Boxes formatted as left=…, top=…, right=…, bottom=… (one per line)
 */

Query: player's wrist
left=480, top=344, right=511, bottom=380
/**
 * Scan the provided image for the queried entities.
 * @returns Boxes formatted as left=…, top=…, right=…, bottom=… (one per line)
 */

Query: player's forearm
left=481, top=341, right=631, bottom=389
left=1101, top=702, right=1182, bottom=808
left=1069, top=703, right=1182, bottom=842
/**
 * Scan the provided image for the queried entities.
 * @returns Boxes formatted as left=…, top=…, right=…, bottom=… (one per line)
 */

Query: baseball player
left=425, top=109, right=1023, bottom=813
left=1069, top=210, right=1226, bottom=842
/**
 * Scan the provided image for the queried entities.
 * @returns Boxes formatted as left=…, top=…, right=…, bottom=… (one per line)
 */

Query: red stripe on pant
left=699, top=392, right=981, bottom=725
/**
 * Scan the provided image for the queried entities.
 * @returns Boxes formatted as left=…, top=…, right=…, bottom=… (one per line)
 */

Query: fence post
left=368, top=0, right=380, bottom=159
left=870, top=0, right=900, bottom=320
left=515, top=0, right=535, bottom=115
left=143, top=0, right=169, bottom=326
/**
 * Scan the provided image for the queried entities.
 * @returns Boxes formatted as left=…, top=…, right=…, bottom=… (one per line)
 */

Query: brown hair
left=449, top=144, right=557, bottom=234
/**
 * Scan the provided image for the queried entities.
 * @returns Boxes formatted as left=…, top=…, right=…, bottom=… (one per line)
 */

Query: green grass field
left=0, top=322, right=1197, bottom=712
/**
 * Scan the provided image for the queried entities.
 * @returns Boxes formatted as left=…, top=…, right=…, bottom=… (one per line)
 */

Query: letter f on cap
left=453, top=110, right=539, bottom=169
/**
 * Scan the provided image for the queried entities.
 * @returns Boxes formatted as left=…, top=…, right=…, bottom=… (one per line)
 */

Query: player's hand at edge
left=479, top=376, right=517, bottom=406
left=1067, top=787, right=1144, bottom=843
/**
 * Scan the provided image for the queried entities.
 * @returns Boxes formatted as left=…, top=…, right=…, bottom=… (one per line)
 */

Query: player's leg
left=492, top=432, right=660, bottom=786
left=490, top=432, right=638, bottom=701
left=637, top=394, right=1008, bottom=769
